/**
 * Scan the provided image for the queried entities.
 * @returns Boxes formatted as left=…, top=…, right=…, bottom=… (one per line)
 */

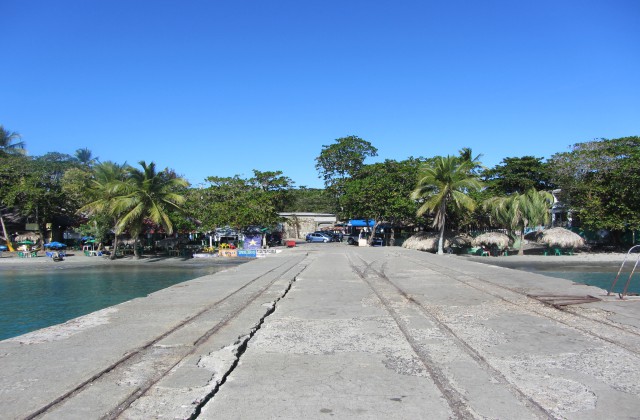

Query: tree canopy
left=187, top=174, right=285, bottom=233
left=0, top=125, right=26, bottom=156
left=341, top=158, right=422, bottom=243
left=483, top=188, right=553, bottom=255
left=548, top=136, right=640, bottom=236
left=482, top=156, right=554, bottom=195
left=2, top=123, right=639, bottom=252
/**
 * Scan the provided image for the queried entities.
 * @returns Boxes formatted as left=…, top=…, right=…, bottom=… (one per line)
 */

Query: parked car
left=305, top=232, right=332, bottom=243
left=342, top=233, right=354, bottom=245
left=314, top=231, right=340, bottom=242
left=345, top=232, right=384, bottom=246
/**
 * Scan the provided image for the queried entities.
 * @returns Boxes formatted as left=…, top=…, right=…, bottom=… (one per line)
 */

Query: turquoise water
left=0, top=265, right=227, bottom=341
left=481, top=259, right=640, bottom=295
left=532, top=270, right=640, bottom=295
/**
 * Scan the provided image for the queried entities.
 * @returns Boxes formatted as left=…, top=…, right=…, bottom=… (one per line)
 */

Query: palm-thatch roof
left=15, top=233, right=42, bottom=243
left=472, top=232, right=510, bottom=249
left=402, top=232, right=472, bottom=252
left=538, top=227, right=585, bottom=249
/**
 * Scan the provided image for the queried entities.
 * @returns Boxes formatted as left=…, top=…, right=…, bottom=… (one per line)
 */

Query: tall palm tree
left=114, top=161, right=188, bottom=258
left=0, top=125, right=26, bottom=155
left=78, top=161, right=130, bottom=259
left=483, top=188, right=553, bottom=255
left=74, top=147, right=99, bottom=166
left=411, top=156, right=483, bottom=254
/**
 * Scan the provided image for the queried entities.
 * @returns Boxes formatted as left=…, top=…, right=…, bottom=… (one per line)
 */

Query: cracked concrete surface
left=2, top=245, right=640, bottom=419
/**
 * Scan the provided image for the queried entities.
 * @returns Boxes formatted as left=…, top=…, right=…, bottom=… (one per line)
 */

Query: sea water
left=0, top=265, right=229, bottom=341
left=531, top=270, right=640, bottom=295
left=500, top=262, right=640, bottom=295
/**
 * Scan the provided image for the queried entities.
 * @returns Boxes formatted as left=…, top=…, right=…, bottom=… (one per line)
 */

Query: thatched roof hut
left=402, top=232, right=472, bottom=252
left=472, top=232, right=510, bottom=249
left=15, top=233, right=41, bottom=243
left=539, top=227, right=585, bottom=249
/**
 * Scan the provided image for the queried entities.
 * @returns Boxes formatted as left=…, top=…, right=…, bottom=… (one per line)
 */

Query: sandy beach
left=0, top=252, right=249, bottom=272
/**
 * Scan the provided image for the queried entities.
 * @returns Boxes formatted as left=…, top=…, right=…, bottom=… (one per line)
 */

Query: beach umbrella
left=0, top=245, right=7, bottom=251
left=472, top=232, right=510, bottom=249
left=44, top=241, right=66, bottom=248
left=448, top=234, right=472, bottom=247
left=18, top=240, right=35, bottom=245
left=402, top=232, right=473, bottom=252
left=402, top=232, right=439, bottom=252
left=538, top=227, right=585, bottom=249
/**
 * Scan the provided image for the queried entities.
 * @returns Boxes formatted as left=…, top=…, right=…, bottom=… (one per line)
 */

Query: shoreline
left=458, top=250, right=637, bottom=271
left=0, top=252, right=249, bottom=272
left=3, top=244, right=634, bottom=274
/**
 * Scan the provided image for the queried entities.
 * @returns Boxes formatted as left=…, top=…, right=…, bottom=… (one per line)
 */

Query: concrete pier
left=2, top=245, right=640, bottom=419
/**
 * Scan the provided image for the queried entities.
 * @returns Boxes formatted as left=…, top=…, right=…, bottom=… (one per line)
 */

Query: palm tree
left=114, top=161, right=188, bottom=258
left=74, top=148, right=99, bottom=166
left=0, top=125, right=26, bottom=155
left=483, top=188, right=553, bottom=255
left=78, top=161, right=130, bottom=259
left=458, top=147, right=482, bottom=166
left=411, top=156, right=483, bottom=254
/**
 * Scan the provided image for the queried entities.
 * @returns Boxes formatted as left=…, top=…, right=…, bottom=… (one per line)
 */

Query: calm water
left=0, top=265, right=228, bottom=341
left=530, top=270, right=640, bottom=295
left=502, top=261, right=640, bottom=295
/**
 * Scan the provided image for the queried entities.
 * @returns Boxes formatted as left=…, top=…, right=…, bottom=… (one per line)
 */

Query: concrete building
left=278, top=212, right=337, bottom=239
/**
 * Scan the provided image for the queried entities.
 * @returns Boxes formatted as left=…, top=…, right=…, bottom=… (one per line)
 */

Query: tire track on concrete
left=346, top=253, right=478, bottom=420
left=399, top=252, right=640, bottom=357
left=352, top=253, right=552, bottom=419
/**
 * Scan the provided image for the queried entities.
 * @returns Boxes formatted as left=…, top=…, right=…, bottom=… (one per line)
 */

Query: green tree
left=114, top=161, right=188, bottom=258
left=285, top=187, right=334, bottom=213
left=483, top=188, right=553, bottom=255
left=458, top=147, right=484, bottom=174
left=0, top=125, right=26, bottom=156
left=315, top=135, right=378, bottom=212
left=0, top=153, right=79, bottom=240
left=0, top=154, right=29, bottom=249
left=483, top=156, right=554, bottom=195
left=74, top=147, right=99, bottom=167
left=411, top=156, right=482, bottom=254
left=548, top=137, right=640, bottom=240
left=78, top=161, right=130, bottom=259
left=188, top=174, right=282, bottom=233
left=250, top=170, right=294, bottom=212
left=341, top=158, right=422, bottom=245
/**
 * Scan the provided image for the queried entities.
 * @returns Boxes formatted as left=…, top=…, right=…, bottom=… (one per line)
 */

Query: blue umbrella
left=44, top=241, right=67, bottom=248
left=81, top=236, right=94, bottom=241
left=0, top=245, right=7, bottom=251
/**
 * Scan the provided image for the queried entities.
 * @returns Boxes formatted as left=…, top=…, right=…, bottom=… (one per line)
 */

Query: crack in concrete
left=188, top=271, right=300, bottom=419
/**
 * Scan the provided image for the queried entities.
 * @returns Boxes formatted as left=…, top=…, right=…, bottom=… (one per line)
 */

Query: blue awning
left=347, top=219, right=375, bottom=227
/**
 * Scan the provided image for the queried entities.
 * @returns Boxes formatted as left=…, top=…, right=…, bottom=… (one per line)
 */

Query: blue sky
left=2, top=1, right=638, bottom=188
